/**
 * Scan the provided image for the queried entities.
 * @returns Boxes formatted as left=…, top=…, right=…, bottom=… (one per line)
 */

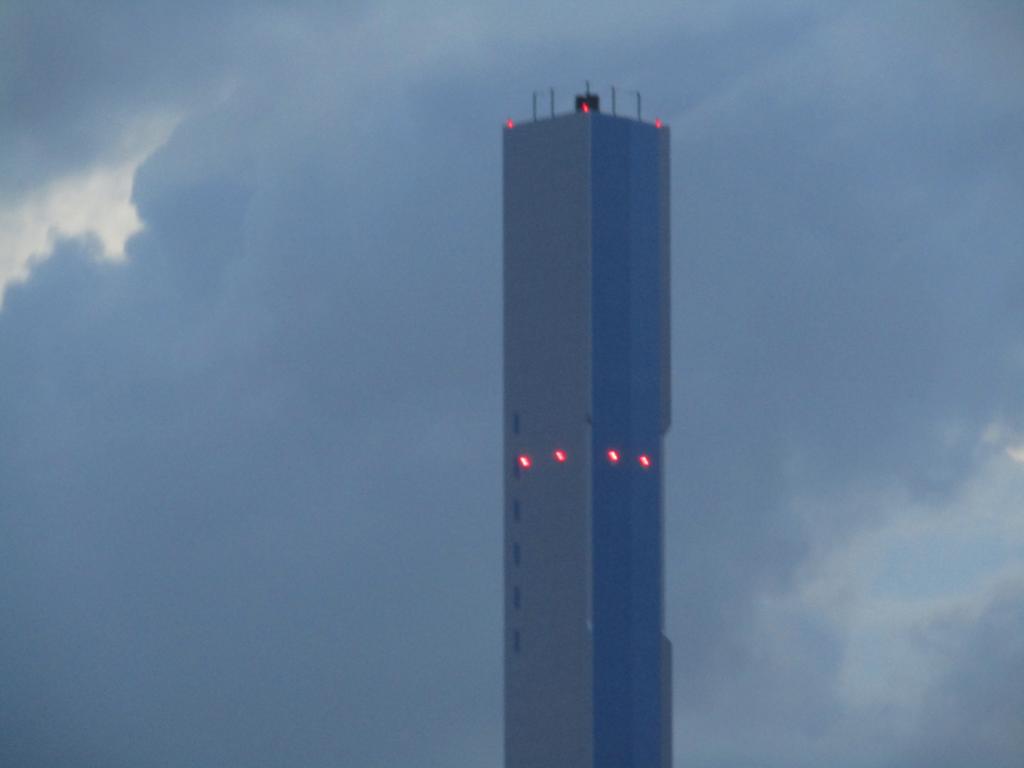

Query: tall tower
left=503, top=92, right=672, bottom=768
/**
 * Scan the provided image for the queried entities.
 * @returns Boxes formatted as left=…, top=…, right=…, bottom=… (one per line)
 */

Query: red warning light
left=655, top=118, right=663, bottom=129
left=581, top=103, right=590, bottom=113
left=518, top=454, right=532, bottom=469
left=638, top=454, right=652, bottom=468
left=607, top=449, right=620, bottom=464
left=553, top=449, right=567, bottom=463
left=506, top=118, right=515, bottom=129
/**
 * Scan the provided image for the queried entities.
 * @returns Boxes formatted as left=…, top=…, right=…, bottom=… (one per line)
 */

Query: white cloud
left=794, top=433, right=1024, bottom=712
left=0, top=115, right=177, bottom=306
left=983, top=421, right=1024, bottom=464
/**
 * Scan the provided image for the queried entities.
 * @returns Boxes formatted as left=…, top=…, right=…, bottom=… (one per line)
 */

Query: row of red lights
left=517, top=450, right=653, bottom=469
left=505, top=118, right=664, bottom=129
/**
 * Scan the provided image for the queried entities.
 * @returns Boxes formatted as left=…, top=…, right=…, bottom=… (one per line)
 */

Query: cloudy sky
left=2, top=2, right=1022, bottom=766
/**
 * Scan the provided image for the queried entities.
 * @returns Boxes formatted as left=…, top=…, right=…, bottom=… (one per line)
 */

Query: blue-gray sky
left=2, top=2, right=1022, bottom=766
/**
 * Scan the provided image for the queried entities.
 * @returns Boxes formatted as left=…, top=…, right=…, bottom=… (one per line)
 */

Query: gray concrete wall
left=504, top=113, right=594, bottom=768
left=503, top=109, right=671, bottom=768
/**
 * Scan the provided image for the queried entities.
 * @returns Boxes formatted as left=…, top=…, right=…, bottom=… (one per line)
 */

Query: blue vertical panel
left=626, top=121, right=664, bottom=768
left=591, top=115, right=665, bottom=768
left=591, top=115, right=634, bottom=767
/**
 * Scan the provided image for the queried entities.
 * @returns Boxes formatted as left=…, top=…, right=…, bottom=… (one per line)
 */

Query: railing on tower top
left=528, top=83, right=645, bottom=122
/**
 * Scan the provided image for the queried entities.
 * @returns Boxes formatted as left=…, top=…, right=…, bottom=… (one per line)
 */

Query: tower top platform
left=510, top=85, right=663, bottom=126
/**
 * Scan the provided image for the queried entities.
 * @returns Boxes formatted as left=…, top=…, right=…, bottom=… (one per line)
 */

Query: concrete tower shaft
left=503, top=100, right=671, bottom=768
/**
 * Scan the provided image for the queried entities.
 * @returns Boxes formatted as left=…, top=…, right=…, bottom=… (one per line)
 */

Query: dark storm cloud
left=0, top=1, right=373, bottom=202
left=2, top=8, right=501, bottom=764
left=657, top=5, right=1024, bottom=761
left=1, top=2, right=218, bottom=201
left=2, top=1, right=1022, bottom=766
